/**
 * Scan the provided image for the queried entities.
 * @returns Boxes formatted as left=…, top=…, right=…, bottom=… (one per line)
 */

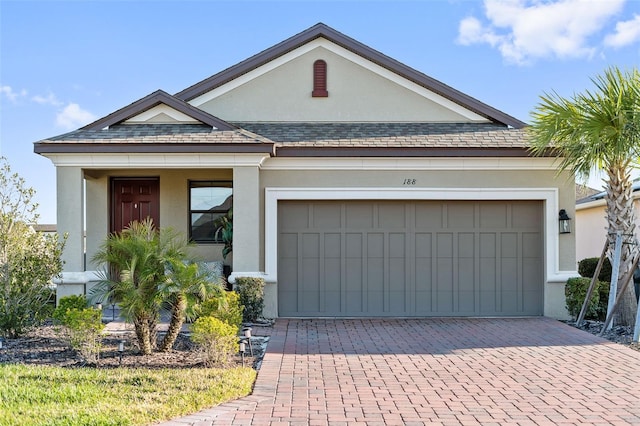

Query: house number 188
left=403, top=179, right=416, bottom=185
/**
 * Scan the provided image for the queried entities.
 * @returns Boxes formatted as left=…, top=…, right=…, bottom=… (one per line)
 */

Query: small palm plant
left=91, top=219, right=189, bottom=355
left=159, top=260, right=225, bottom=352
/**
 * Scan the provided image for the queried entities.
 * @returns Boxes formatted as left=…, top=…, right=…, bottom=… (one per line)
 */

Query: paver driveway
left=160, top=318, right=640, bottom=426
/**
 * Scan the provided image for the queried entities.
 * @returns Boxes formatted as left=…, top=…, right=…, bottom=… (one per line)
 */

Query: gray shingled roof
left=234, top=122, right=530, bottom=148
left=37, top=124, right=272, bottom=145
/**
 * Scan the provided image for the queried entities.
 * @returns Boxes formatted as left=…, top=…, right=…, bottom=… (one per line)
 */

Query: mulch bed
left=0, top=322, right=268, bottom=369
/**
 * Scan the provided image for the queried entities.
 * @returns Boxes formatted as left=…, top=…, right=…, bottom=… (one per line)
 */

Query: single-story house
left=576, top=182, right=640, bottom=262
left=34, top=23, right=575, bottom=319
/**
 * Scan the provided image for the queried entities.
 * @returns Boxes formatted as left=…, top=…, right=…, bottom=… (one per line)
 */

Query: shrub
left=234, top=277, right=265, bottom=323
left=53, top=302, right=105, bottom=365
left=578, top=257, right=612, bottom=282
left=597, top=281, right=611, bottom=321
left=52, top=295, right=88, bottom=324
left=199, top=291, right=243, bottom=332
left=191, top=316, right=238, bottom=366
left=565, top=277, right=602, bottom=320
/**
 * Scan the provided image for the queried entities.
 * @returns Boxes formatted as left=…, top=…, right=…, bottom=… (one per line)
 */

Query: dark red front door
left=111, top=178, right=160, bottom=233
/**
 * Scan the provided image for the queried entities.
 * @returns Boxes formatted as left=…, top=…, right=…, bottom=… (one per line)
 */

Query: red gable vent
left=312, top=60, right=328, bottom=97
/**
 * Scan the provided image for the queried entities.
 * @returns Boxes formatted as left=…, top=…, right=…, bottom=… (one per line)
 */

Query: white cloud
left=457, top=0, right=626, bottom=65
left=1, top=85, right=27, bottom=102
left=56, top=103, right=96, bottom=130
left=32, top=92, right=63, bottom=107
left=605, top=14, right=640, bottom=47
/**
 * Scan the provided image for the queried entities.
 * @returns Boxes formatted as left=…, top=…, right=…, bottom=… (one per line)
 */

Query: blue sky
left=1, top=0, right=639, bottom=224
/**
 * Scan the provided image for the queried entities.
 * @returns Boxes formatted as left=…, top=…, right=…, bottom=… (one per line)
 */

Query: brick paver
left=158, top=318, right=640, bottom=425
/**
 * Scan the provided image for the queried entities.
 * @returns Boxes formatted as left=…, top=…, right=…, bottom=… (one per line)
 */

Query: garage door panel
left=367, top=258, right=384, bottom=292
left=390, top=233, right=405, bottom=256
left=346, top=233, right=363, bottom=258
left=415, top=291, right=432, bottom=312
left=501, top=233, right=518, bottom=258
left=280, top=203, right=308, bottom=229
left=389, top=291, right=406, bottom=313
left=301, top=258, right=319, bottom=292
left=458, top=291, right=475, bottom=313
left=313, top=203, right=342, bottom=228
left=280, top=233, right=298, bottom=258
left=458, top=258, right=475, bottom=292
left=448, top=203, right=476, bottom=228
left=366, top=291, right=382, bottom=312
left=437, top=233, right=453, bottom=257
left=437, top=291, right=454, bottom=313
left=302, top=233, right=319, bottom=258
left=368, top=233, right=384, bottom=257
left=346, top=258, right=363, bottom=292
left=379, top=204, right=406, bottom=228
left=480, top=203, right=508, bottom=228
left=346, top=204, right=373, bottom=228
left=415, top=203, right=443, bottom=228
left=346, top=291, right=364, bottom=313
left=278, top=200, right=543, bottom=317
left=415, top=233, right=432, bottom=257
left=512, top=202, right=542, bottom=228
left=523, top=232, right=542, bottom=257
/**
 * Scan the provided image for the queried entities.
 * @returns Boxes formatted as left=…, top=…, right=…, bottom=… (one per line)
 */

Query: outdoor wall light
left=559, top=209, right=572, bottom=234
left=95, top=302, right=102, bottom=310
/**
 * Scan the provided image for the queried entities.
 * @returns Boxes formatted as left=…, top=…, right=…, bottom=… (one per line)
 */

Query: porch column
left=55, top=166, right=86, bottom=302
left=231, top=166, right=260, bottom=274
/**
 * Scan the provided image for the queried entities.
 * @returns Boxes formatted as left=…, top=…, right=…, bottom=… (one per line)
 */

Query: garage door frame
left=264, top=187, right=563, bottom=312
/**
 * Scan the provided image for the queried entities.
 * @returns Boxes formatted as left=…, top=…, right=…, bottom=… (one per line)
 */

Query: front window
left=189, top=181, right=232, bottom=243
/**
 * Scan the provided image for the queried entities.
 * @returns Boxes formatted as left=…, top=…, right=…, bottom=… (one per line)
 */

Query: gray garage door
left=278, top=200, right=543, bottom=317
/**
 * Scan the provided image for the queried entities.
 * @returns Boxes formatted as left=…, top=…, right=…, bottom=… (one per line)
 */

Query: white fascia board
left=263, top=187, right=569, bottom=285
left=189, top=39, right=486, bottom=122
left=44, top=153, right=270, bottom=168
left=261, top=157, right=561, bottom=171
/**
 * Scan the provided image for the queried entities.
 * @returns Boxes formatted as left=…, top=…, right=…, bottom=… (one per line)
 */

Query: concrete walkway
left=159, top=318, right=640, bottom=426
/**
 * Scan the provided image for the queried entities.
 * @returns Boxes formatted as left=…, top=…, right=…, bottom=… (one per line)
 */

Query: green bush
left=578, top=257, right=612, bottom=282
left=53, top=295, right=104, bottom=364
left=565, top=277, right=602, bottom=320
left=199, top=291, right=243, bottom=332
left=234, top=277, right=265, bottom=323
left=191, top=316, right=238, bottom=366
left=52, top=295, right=88, bottom=324
left=597, top=281, right=611, bottom=321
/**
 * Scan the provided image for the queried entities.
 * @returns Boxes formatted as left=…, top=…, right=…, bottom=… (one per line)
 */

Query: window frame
left=188, top=180, right=233, bottom=244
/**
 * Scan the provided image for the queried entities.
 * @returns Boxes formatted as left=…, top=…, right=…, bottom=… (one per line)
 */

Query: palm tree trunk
left=160, top=294, right=186, bottom=352
left=605, top=164, right=638, bottom=326
left=133, top=315, right=153, bottom=355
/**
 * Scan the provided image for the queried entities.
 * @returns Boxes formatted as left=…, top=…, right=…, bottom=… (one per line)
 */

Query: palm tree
left=528, top=66, right=640, bottom=326
left=158, top=260, right=225, bottom=352
left=91, top=219, right=189, bottom=354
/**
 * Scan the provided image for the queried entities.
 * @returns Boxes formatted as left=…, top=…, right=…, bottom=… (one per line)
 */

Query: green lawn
left=0, top=364, right=256, bottom=426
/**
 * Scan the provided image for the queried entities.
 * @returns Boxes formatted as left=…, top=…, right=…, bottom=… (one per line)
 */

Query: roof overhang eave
left=33, top=143, right=275, bottom=155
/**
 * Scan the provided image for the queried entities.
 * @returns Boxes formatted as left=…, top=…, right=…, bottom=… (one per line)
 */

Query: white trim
left=263, top=187, right=570, bottom=284
left=261, top=157, right=561, bottom=171
left=124, top=104, right=201, bottom=124
left=189, top=39, right=486, bottom=122
left=44, top=153, right=270, bottom=168
left=228, top=272, right=273, bottom=284
left=53, top=270, right=101, bottom=285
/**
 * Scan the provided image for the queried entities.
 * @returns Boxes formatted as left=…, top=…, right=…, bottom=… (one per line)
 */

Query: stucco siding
left=197, top=46, right=478, bottom=123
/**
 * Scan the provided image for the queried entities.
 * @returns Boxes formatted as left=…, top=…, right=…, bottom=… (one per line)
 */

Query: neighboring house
left=34, top=23, right=576, bottom=319
left=576, top=182, right=640, bottom=262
